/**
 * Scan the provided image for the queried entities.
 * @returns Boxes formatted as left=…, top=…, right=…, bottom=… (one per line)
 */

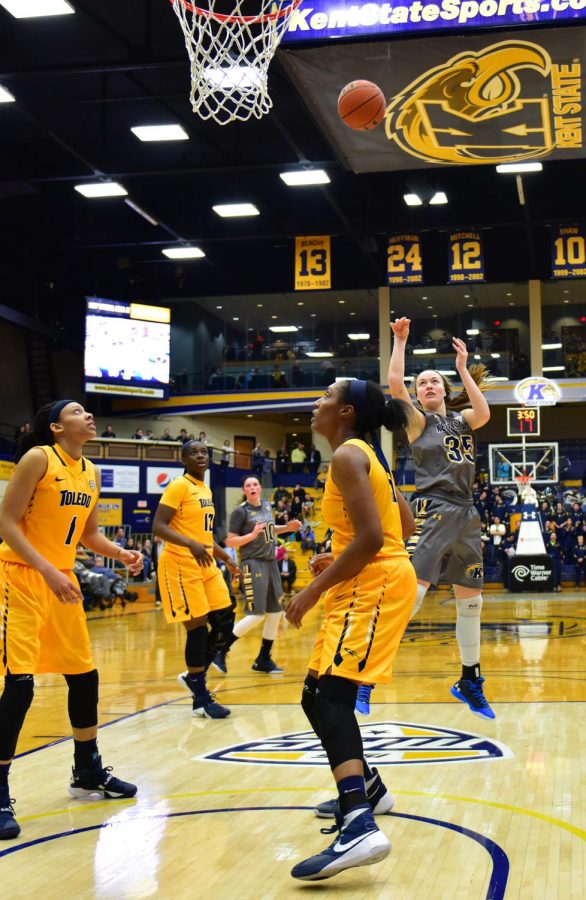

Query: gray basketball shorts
left=406, top=495, right=484, bottom=588
left=241, top=558, right=284, bottom=614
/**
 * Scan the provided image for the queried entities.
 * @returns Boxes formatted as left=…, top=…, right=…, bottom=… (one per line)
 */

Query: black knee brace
left=206, top=606, right=236, bottom=665
left=0, top=674, right=34, bottom=759
left=301, top=674, right=320, bottom=737
left=65, top=669, right=99, bottom=729
left=314, top=675, right=362, bottom=770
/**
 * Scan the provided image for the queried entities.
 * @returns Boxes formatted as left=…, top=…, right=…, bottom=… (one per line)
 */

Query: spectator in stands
left=273, top=486, right=291, bottom=505
left=300, top=524, right=316, bottom=553
left=314, top=464, right=328, bottom=491
left=486, top=517, right=506, bottom=566
left=308, top=444, right=321, bottom=473
left=546, top=533, right=563, bottom=591
left=573, top=534, right=586, bottom=587
left=101, top=425, right=116, bottom=438
left=159, top=428, right=174, bottom=441
left=198, top=431, right=209, bottom=445
left=176, top=428, right=189, bottom=443
left=571, top=502, right=584, bottom=529
left=542, top=519, right=555, bottom=544
left=262, top=449, right=274, bottom=490
left=500, top=532, right=517, bottom=590
left=271, top=365, right=288, bottom=388
left=276, top=445, right=289, bottom=474
left=293, top=482, right=306, bottom=503
left=553, top=502, right=567, bottom=528
left=252, top=442, right=264, bottom=477
left=145, top=430, right=154, bottom=441
left=221, top=439, right=233, bottom=468
left=302, top=494, right=315, bottom=522
left=114, top=528, right=126, bottom=548
left=274, top=501, right=289, bottom=526
left=131, top=428, right=145, bottom=441
left=290, top=492, right=303, bottom=521
left=90, top=555, right=119, bottom=581
left=558, top=518, right=578, bottom=561
left=278, top=550, right=296, bottom=595
left=291, top=442, right=306, bottom=473
left=496, top=460, right=511, bottom=480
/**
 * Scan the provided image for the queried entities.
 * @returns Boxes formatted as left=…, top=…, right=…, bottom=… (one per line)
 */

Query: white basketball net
left=171, top=0, right=300, bottom=125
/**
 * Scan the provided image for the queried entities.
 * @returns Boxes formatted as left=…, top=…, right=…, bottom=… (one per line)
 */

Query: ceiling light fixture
left=0, top=0, right=74, bottom=16
left=306, top=351, right=334, bottom=358
left=429, top=191, right=448, bottom=205
left=280, top=169, right=329, bottom=186
left=0, top=85, right=15, bottom=103
left=542, top=366, right=565, bottom=372
left=466, top=329, right=480, bottom=336
left=75, top=182, right=127, bottom=198
left=348, top=333, right=370, bottom=340
left=496, top=162, right=543, bottom=174
left=131, top=124, right=189, bottom=142
left=269, top=325, right=299, bottom=333
left=162, top=246, right=205, bottom=259
left=541, top=343, right=562, bottom=350
left=213, top=203, right=259, bottom=217
left=413, top=348, right=437, bottom=355
left=403, top=193, right=423, bottom=207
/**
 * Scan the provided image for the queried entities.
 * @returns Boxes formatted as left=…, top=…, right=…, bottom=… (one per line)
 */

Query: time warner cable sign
left=283, top=0, right=586, bottom=42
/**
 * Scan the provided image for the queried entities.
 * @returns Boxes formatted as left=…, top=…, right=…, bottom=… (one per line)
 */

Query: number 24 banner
left=551, top=225, right=586, bottom=279
left=448, top=230, right=485, bottom=283
left=387, top=233, right=423, bottom=285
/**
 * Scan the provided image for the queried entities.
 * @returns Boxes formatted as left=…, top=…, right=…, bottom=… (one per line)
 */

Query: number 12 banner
left=387, top=233, right=423, bottom=285
left=551, top=225, right=586, bottom=279
left=448, top=230, right=485, bottom=283
left=294, top=235, right=331, bottom=290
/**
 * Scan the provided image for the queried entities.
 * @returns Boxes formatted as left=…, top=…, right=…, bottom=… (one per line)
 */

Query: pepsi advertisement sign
left=282, top=0, right=586, bottom=43
left=146, top=466, right=185, bottom=494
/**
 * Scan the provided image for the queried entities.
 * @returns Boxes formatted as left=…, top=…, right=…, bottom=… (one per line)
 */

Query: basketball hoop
left=515, top=472, right=535, bottom=505
left=170, top=0, right=301, bottom=125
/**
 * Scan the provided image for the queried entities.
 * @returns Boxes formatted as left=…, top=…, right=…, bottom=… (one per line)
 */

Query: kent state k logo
left=385, top=41, right=554, bottom=165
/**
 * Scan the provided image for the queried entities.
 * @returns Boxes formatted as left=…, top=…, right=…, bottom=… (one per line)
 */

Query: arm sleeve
left=159, top=478, right=187, bottom=511
left=229, top=506, right=247, bottom=534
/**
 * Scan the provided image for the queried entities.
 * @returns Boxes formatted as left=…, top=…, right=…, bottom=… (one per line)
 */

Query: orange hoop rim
left=171, top=0, right=301, bottom=25
left=515, top=475, right=532, bottom=486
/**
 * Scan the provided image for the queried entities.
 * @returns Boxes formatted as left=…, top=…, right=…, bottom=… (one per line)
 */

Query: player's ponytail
left=445, top=363, right=491, bottom=411
left=14, top=401, right=56, bottom=461
left=338, top=379, right=409, bottom=474
left=381, top=397, right=409, bottom=433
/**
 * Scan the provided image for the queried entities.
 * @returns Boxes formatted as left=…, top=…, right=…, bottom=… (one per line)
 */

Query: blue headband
left=49, top=399, right=75, bottom=424
left=348, top=379, right=391, bottom=475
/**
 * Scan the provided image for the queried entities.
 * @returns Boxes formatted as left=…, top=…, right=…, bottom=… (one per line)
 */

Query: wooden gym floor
left=2, top=588, right=585, bottom=899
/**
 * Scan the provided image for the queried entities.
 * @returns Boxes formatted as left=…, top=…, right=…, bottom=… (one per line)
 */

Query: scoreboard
left=506, top=407, right=541, bottom=437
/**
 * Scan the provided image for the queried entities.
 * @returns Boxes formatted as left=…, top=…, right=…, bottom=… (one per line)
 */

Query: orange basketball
left=338, top=80, right=386, bottom=131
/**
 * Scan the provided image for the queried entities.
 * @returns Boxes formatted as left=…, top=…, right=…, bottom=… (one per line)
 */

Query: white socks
left=455, top=595, right=482, bottom=667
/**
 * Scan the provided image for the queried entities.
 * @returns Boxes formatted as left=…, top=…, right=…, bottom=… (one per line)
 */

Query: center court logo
left=385, top=40, right=582, bottom=164
left=201, top=722, right=512, bottom=766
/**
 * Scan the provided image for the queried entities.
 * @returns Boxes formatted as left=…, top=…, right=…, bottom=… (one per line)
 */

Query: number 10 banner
left=387, top=233, right=423, bottom=285
left=448, top=230, right=485, bottom=283
left=551, top=225, right=586, bottom=279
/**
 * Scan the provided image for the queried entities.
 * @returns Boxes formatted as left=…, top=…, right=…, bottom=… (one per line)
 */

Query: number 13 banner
left=448, top=230, right=485, bottom=283
left=387, top=233, right=423, bottom=285
left=294, top=235, right=331, bottom=290
left=551, top=225, right=586, bottom=279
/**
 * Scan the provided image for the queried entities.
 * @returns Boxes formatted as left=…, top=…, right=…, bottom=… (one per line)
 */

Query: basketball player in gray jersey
left=211, top=475, right=301, bottom=674
left=388, top=317, right=495, bottom=719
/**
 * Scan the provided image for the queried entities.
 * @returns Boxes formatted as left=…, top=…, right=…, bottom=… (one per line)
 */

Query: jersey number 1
left=64, top=515, right=78, bottom=546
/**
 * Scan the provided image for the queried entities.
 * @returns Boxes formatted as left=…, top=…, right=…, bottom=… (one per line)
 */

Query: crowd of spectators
left=473, top=478, right=586, bottom=590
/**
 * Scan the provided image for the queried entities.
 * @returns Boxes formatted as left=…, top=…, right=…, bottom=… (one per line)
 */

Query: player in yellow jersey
left=286, top=379, right=417, bottom=881
left=0, top=400, right=143, bottom=841
left=153, top=440, right=240, bottom=719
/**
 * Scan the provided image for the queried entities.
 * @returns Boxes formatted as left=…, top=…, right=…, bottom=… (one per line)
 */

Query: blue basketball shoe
left=355, top=684, right=374, bottom=716
left=450, top=677, right=495, bottom=720
left=68, top=755, right=137, bottom=800
left=192, top=692, right=231, bottom=719
left=291, top=805, right=390, bottom=881
left=0, top=789, right=20, bottom=840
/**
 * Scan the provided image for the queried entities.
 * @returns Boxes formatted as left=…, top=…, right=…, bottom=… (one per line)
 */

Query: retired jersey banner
left=281, top=27, right=586, bottom=172
left=283, top=0, right=586, bottom=43
left=448, top=230, right=485, bottom=283
left=294, top=235, right=331, bottom=290
left=387, top=233, right=424, bottom=284
left=551, top=224, right=586, bottom=278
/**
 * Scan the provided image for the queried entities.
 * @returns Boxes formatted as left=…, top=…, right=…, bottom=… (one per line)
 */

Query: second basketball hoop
left=170, top=0, right=301, bottom=125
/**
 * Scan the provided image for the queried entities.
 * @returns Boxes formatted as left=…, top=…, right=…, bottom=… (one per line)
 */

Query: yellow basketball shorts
left=308, top=556, right=417, bottom=684
left=0, top=561, right=94, bottom=676
left=158, top=551, right=231, bottom=624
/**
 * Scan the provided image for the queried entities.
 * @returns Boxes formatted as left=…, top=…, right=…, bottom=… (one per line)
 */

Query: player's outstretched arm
left=453, top=337, right=491, bottom=430
left=388, top=318, right=414, bottom=404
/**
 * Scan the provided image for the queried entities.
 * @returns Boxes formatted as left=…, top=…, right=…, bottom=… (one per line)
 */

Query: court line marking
left=13, top=786, right=586, bottom=846
left=0, top=804, right=510, bottom=899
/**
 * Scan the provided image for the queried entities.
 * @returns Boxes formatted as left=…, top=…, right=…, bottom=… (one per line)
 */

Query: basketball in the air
left=337, top=80, right=386, bottom=131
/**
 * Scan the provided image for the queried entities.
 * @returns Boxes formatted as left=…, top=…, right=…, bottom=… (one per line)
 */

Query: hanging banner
left=294, top=236, right=331, bottom=290
left=281, top=28, right=586, bottom=173
left=448, top=230, right=485, bottom=283
left=551, top=224, right=586, bottom=279
left=387, top=233, right=423, bottom=285
left=283, top=1, right=586, bottom=43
